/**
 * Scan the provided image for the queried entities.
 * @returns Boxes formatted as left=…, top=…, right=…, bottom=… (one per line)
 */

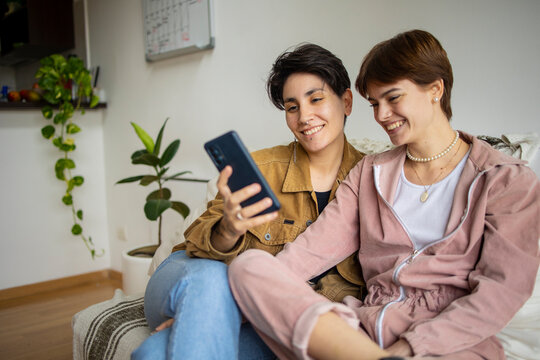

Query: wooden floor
left=0, top=277, right=122, bottom=360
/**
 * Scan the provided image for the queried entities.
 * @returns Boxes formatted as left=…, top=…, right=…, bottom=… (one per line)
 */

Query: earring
left=434, top=97, right=439, bottom=102
left=293, top=138, right=297, bottom=163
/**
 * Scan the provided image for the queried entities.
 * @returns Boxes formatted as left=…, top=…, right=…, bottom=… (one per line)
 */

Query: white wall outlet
left=117, top=226, right=128, bottom=241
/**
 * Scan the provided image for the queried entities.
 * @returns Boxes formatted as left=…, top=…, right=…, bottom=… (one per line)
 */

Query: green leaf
left=43, top=91, right=60, bottom=105
left=41, top=125, right=55, bottom=139
left=52, top=137, right=62, bottom=148
left=153, top=118, right=169, bottom=156
left=73, top=176, right=84, bottom=186
left=157, top=167, right=169, bottom=177
left=66, top=123, right=81, bottom=134
left=60, top=101, right=74, bottom=116
left=171, top=201, right=190, bottom=219
left=53, top=112, right=67, bottom=124
left=59, top=142, right=76, bottom=152
left=67, top=179, right=75, bottom=192
left=64, top=159, right=75, bottom=169
left=132, top=153, right=160, bottom=166
left=131, top=122, right=154, bottom=153
left=77, top=210, right=83, bottom=220
left=116, top=175, right=145, bottom=184
left=166, top=170, right=192, bottom=180
left=131, top=149, right=148, bottom=159
left=160, top=139, right=180, bottom=167
left=72, top=224, right=82, bottom=235
left=42, top=106, right=53, bottom=119
left=62, top=194, right=73, bottom=205
left=55, top=158, right=76, bottom=180
left=144, top=199, right=171, bottom=220
left=146, top=188, right=171, bottom=201
left=90, top=94, right=99, bottom=108
left=140, top=175, right=159, bottom=186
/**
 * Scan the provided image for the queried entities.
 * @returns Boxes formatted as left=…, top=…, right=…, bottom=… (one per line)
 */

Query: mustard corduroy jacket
left=175, top=138, right=366, bottom=302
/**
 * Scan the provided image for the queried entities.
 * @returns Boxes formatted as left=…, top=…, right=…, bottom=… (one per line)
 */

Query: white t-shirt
left=393, top=151, right=469, bottom=249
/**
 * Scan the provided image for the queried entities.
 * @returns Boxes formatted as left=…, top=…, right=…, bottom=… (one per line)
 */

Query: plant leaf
left=73, top=176, right=84, bottom=186
left=42, top=106, right=53, bottom=119
left=52, top=137, right=63, bottom=148
left=146, top=188, right=171, bottom=201
left=116, top=175, right=145, bottom=184
left=144, top=199, right=171, bottom=220
left=41, top=125, right=55, bottom=139
left=171, top=201, right=190, bottom=219
left=66, top=123, right=81, bottom=134
left=62, top=194, right=73, bottom=205
left=140, top=175, right=159, bottom=186
left=166, top=170, right=192, bottom=180
left=131, top=149, right=148, bottom=160
left=131, top=122, right=154, bottom=153
left=53, top=112, right=67, bottom=124
left=160, top=139, right=180, bottom=167
left=132, top=153, right=160, bottom=166
left=153, top=118, right=169, bottom=156
left=67, top=179, right=75, bottom=192
left=158, top=167, right=169, bottom=177
left=90, top=94, right=99, bottom=108
left=71, top=224, right=82, bottom=235
left=55, top=158, right=74, bottom=180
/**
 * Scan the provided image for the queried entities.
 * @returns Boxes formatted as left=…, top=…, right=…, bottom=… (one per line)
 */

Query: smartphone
left=204, top=131, right=281, bottom=216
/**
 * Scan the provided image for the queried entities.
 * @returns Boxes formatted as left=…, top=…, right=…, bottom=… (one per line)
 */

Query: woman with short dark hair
left=132, top=43, right=366, bottom=360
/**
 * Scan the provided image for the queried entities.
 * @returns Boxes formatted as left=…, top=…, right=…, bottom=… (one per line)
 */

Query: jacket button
left=306, top=220, right=313, bottom=227
left=264, top=233, right=271, bottom=240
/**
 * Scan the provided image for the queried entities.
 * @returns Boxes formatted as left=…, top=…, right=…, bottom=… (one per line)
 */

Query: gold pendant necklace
left=411, top=139, right=462, bottom=203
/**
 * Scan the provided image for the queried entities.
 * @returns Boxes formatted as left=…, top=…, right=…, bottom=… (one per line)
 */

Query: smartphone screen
left=204, top=131, right=281, bottom=215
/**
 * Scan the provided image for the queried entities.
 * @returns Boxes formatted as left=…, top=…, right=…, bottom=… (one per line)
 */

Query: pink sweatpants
left=228, top=249, right=362, bottom=359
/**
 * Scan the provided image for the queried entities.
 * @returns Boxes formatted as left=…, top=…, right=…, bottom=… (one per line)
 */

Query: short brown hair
left=355, top=29, right=454, bottom=119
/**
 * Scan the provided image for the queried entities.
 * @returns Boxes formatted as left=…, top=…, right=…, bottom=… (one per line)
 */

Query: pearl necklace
left=411, top=139, right=462, bottom=203
left=406, top=131, right=460, bottom=163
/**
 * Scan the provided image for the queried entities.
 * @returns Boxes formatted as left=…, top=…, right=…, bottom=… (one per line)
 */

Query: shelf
left=0, top=101, right=107, bottom=111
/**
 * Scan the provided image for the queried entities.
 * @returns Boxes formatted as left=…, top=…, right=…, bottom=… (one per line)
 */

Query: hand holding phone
left=204, top=131, right=281, bottom=216
left=205, top=131, right=281, bottom=252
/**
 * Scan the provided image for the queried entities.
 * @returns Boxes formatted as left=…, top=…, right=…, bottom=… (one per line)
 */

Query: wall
left=2, top=0, right=539, bottom=288
left=0, top=110, right=110, bottom=289
left=86, top=0, right=539, bottom=273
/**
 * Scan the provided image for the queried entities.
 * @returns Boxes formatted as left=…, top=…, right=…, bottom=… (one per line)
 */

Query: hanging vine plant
left=35, top=54, right=103, bottom=259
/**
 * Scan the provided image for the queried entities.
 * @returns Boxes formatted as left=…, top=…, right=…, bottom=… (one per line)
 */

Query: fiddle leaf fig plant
left=117, top=118, right=207, bottom=249
left=35, top=54, right=102, bottom=259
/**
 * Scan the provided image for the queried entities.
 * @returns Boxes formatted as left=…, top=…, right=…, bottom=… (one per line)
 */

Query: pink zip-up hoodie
left=229, top=132, right=540, bottom=359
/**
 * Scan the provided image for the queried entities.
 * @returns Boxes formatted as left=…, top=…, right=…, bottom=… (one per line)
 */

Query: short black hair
left=267, top=43, right=351, bottom=110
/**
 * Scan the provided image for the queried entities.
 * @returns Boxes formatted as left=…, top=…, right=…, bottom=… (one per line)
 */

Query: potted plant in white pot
left=117, top=118, right=207, bottom=294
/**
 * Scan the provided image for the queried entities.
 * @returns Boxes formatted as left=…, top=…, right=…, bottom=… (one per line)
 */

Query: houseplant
left=35, top=54, right=102, bottom=258
left=117, top=118, right=207, bottom=256
left=117, top=118, right=207, bottom=294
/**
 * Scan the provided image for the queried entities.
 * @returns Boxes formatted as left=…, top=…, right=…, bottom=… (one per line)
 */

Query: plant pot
left=121, top=244, right=158, bottom=295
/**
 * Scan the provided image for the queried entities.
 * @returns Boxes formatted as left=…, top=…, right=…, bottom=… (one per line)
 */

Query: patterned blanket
left=72, top=289, right=150, bottom=360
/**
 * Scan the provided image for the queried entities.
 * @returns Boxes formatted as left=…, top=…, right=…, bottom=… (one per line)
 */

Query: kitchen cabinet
left=0, top=0, right=74, bottom=66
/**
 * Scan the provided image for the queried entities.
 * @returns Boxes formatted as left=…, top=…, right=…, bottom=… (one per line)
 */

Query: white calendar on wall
left=142, top=0, right=214, bottom=61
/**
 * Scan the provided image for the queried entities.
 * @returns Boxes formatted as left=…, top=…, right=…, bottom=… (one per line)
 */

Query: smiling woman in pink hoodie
left=228, top=29, right=540, bottom=360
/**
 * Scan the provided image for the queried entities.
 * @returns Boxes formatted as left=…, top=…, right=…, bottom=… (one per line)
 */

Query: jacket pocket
left=248, top=218, right=301, bottom=246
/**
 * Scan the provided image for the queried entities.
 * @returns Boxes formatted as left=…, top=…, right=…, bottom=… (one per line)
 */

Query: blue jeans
left=131, top=250, right=274, bottom=360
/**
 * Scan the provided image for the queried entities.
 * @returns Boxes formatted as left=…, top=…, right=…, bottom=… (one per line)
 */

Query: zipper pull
left=407, top=249, right=419, bottom=264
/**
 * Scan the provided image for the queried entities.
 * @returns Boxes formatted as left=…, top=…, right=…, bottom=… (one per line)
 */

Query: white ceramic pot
left=121, top=245, right=157, bottom=296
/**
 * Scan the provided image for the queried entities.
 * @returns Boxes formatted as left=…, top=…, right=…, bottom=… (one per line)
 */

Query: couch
left=73, top=134, right=540, bottom=360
